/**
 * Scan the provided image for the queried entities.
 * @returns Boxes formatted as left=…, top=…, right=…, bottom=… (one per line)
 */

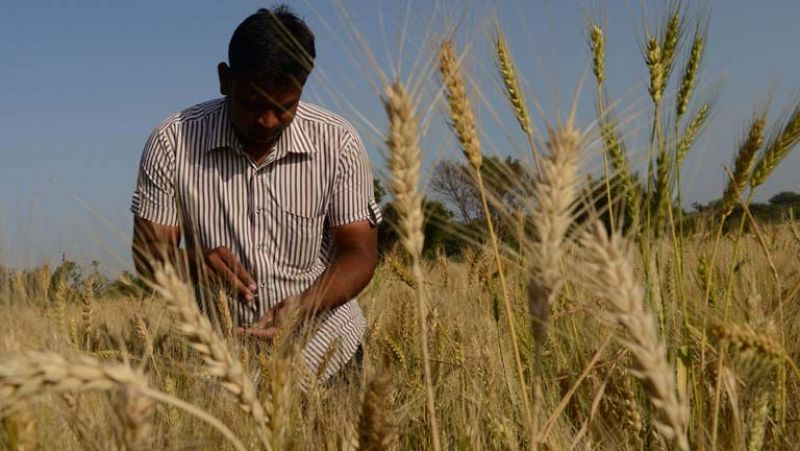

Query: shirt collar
left=205, top=98, right=317, bottom=156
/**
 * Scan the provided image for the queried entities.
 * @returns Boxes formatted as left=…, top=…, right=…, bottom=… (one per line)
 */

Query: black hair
left=228, top=5, right=316, bottom=88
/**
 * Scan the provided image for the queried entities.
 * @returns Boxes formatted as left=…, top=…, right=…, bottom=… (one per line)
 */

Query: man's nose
left=257, top=110, right=279, bottom=129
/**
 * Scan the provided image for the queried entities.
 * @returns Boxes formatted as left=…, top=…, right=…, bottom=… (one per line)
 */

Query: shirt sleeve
left=328, top=129, right=383, bottom=228
left=130, top=127, right=180, bottom=226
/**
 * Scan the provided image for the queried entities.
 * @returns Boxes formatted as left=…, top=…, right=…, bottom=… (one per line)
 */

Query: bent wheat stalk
left=0, top=351, right=247, bottom=451
left=152, top=266, right=272, bottom=451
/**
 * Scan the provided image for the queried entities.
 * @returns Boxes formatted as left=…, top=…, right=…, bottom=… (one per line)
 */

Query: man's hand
left=198, top=246, right=257, bottom=304
left=234, top=294, right=303, bottom=340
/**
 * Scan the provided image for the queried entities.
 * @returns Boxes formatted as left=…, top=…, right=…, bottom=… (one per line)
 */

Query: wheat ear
left=646, top=37, right=664, bottom=105
left=601, top=116, right=641, bottom=227
left=216, top=289, right=234, bottom=338
left=527, top=122, right=579, bottom=352
left=152, top=266, right=272, bottom=450
left=356, top=369, right=393, bottom=451
left=439, top=40, right=482, bottom=171
left=80, top=277, right=94, bottom=348
left=383, top=81, right=440, bottom=451
left=386, top=254, right=416, bottom=289
left=589, top=24, right=605, bottom=84
left=711, top=321, right=785, bottom=363
left=580, top=222, right=689, bottom=450
left=677, top=31, right=704, bottom=118
left=495, top=27, right=532, bottom=135
left=439, top=39, right=532, bottom=430
left=0, top=351, right=148, bottom=417
left=495, top=25, right=537, bottom=164
left=750, top=104, right=800, bottom=188
left=1, top=402, right=35, bottom=451
left=746, top=385, right=773, bottom=451
left=0, top=351, right=246, bottom=451
left=118, top=384, right=154, bottom=451
left=676, top=103, right=710, bottom=165
left=721, top=113, right=766, bottom=217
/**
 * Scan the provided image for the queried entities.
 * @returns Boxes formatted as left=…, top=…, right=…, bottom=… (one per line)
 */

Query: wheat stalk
left=152, top=265, right=272, bottom=450
left=357, top=369, right=392, bottom=451
left=652, top=140, right=672, bottom=233
left=439, top=38, right=533, bottom=431
left=746, top=385, right=773, bottom=451
left=383, top=81, right=441, bottom=451
left=81, top=277, right=95, bottom=348
left=601, top=117, right=641, bottom=227
left=580, top=222, right=689, bottom=450
left=526, top=123, right=579, bottom=447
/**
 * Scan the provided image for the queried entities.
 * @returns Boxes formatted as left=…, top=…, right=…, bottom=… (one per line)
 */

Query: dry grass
left=0, top=225, right=799, bottom=448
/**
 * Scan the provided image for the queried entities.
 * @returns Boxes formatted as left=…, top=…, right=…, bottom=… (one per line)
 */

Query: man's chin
left=248, top=131, right=282, bottom=145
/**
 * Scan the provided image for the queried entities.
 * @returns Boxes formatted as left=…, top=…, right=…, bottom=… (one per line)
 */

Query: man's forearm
left=296, top=247, right=376, bottom=318
left=132, top=242, right=195, bottom=282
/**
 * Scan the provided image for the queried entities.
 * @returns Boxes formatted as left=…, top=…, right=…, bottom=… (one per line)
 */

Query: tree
left=430, top=155, right=534, bottom=242
left=768, top=191, right=800, bottom=208
left=373, top=179, right=387, bottom=205
left=378, top=198, right=467, bottom=257
left=430, top=160, right=481, bottom=223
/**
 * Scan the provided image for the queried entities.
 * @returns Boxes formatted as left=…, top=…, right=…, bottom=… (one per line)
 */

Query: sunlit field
left=3, top=2, right=800, bottom=450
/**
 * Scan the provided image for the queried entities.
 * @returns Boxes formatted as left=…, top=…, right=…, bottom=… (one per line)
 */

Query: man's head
left=218, top=5, right=316, bottom=148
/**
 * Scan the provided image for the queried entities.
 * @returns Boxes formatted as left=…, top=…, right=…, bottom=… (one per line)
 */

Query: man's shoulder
left=152, top=98, right=225, bottom=135
left=296, top=101, right=361, bottom=143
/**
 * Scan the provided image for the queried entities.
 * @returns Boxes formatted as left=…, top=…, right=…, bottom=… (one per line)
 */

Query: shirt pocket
left=271, top=196, right=326, bottom=272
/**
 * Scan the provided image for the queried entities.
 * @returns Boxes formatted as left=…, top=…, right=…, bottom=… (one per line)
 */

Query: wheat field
left=2, top=3, right=800, bottom=450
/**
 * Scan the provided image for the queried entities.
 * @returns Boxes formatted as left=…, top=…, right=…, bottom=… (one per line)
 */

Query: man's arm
left=296, top=220, right=378, bottom=317
left=239, top=220, right=377, bottom=336
left=132, top=217, right=257, bottom=301
left=132, top=216, right=182, bottom=281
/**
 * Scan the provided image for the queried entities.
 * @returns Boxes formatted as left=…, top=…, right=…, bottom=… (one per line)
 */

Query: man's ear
left=218, top=63, right=231, bottom=96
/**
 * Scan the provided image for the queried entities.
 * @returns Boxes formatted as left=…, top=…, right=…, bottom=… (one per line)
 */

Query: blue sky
left=1, top=0, right=799, bottom=273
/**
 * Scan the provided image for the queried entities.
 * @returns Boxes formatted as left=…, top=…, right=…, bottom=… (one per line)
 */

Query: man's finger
left=234, top=326, right=278, bottom=339
left=254, top=309, right=275, bottom=329
left=217, top=248, right=258, bottom=297
left=208, top=255, right=253, bottom=301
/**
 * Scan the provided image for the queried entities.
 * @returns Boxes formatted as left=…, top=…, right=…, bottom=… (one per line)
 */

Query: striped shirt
left=131, top=97, right=381, bottom=382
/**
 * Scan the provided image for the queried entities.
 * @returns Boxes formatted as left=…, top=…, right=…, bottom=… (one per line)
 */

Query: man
left=130, top=6, right=381, bottom=382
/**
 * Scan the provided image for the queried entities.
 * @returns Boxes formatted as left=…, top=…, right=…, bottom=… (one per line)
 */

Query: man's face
left=218, top=63, right=302, bottom=148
